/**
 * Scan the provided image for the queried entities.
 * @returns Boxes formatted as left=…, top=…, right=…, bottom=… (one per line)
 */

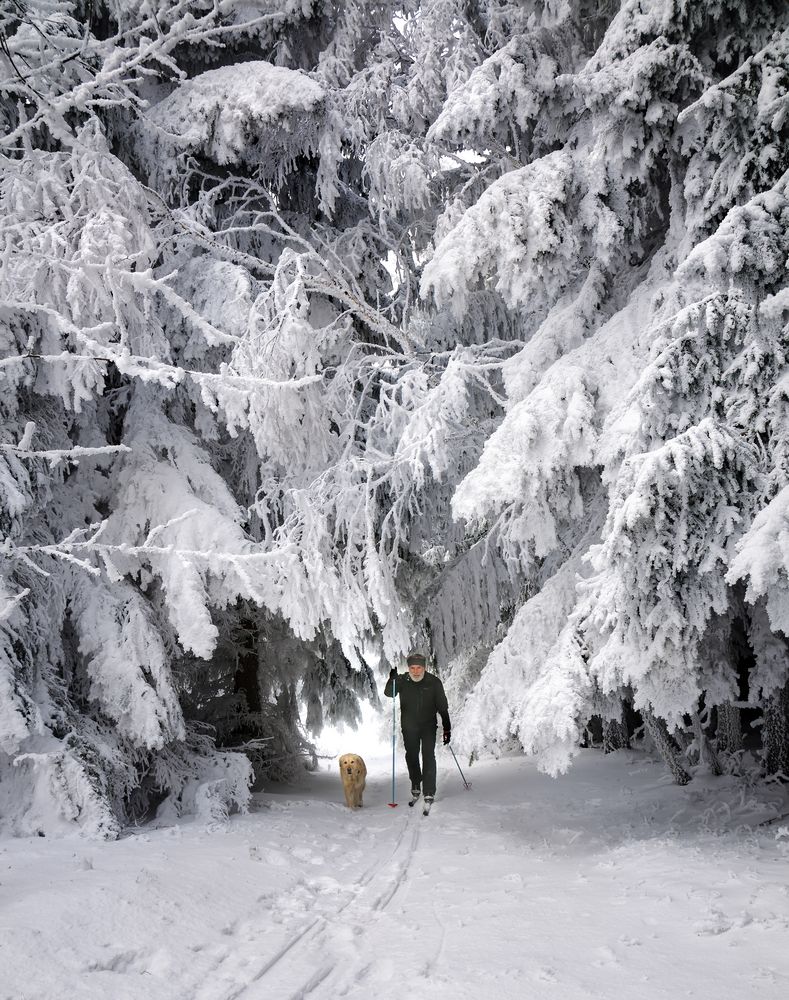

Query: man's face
left=408, top=662, right=426, bottom=682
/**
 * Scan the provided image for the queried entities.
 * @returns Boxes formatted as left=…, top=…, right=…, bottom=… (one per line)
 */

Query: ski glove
left=443, top=729, right=451, bottom=745
left=389, top=668, right=398, bottom=680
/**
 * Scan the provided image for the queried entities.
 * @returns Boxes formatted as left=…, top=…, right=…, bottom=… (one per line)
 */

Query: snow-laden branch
left=6, top=534, right=298, bottom=573
left=0, top=442, right=131, bottom=466
left=0, top=345, right=326, bottom=394
left=1, top=0, right=289, bottom=148
left=0, top=586, right=30, bottom=622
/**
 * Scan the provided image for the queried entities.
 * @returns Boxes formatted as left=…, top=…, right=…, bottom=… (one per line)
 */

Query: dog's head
left=339, top=753, right=365, bottom=778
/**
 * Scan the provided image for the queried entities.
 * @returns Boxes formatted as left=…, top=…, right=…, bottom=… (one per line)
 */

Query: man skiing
left=384, top=652, right=451, bottom=812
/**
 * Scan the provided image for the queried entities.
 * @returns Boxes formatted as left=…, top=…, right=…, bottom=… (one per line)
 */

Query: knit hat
left=406, top=652, right=426, bottom=666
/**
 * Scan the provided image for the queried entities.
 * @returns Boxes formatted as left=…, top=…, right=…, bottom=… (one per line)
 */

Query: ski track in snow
left=3, top=750, right=789, bottom=1000
left=208, top=808, right=422, bottom=1000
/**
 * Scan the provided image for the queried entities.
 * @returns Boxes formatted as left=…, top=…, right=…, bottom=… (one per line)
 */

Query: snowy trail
left=3, top=750, right=789, bottom=1000
left=201, top=805, right=422, bottom=1000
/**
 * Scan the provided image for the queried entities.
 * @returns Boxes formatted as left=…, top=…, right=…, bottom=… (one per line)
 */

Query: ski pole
left=388, top=673, right=398, bottom=807
left=448, top=744, right=472, bottom=790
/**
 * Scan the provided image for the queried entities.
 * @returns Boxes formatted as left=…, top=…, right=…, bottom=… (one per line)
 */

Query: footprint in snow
left=85, top=948, right=142, bottom=974
left=693, top=909, right=734, bottom=936
left=273, top=880, right=319, bottom=918
left=304, top=874, right=344, bottom=894
left=592, top=945, right=620, bottom=968
left=263, top=848, right=289, bottom=867
left=291, top=846, right=324, bottom=864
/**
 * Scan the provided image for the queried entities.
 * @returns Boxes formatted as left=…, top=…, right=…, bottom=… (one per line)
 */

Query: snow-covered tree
left=3, top=0, right=789, bottom=839
left=0, top=0, right=422, bottom=834
left=422, top=0, right=789, bottom=779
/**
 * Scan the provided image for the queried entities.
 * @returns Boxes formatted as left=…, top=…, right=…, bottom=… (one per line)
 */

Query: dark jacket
left=384, top=670, right=450, bottom=731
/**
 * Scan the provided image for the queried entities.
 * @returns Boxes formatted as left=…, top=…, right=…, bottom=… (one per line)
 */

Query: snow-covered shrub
left=149, top=728, right=253, bottom=827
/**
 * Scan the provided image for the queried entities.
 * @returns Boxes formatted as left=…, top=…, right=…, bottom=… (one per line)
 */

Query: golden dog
left=338, top=753, right=367, bottom=809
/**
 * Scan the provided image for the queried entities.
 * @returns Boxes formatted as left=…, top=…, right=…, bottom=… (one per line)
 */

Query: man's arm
left=383, top=668, right=401, bottom=698
left=435, top=677, right=450, bottom=730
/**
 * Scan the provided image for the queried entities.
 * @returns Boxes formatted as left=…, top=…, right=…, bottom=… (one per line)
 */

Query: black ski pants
left=402, top=723, right=437, bottom=796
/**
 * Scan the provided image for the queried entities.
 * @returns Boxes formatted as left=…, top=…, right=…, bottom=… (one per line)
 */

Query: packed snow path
left=3, top=751, right=789, bottom=1000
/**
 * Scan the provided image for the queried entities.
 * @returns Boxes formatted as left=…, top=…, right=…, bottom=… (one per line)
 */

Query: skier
left=384, top=652, right=451, bottom=812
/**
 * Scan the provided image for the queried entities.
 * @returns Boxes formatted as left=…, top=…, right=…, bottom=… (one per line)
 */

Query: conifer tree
left=0, top=0, right=418, bottom=833
left=2, top=0, right=789, bottom=837
left=427, top=0, right=789, bottom=779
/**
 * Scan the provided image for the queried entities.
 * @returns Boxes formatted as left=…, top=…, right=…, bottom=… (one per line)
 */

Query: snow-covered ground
left=3, top=740, right=789, bottom=1000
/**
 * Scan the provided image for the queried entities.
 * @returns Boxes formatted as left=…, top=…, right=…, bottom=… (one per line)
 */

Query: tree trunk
left=672, top=724, right=693, bottom=754
left=233, top=615, right=261, bottom=713
left=582, top=715, right=603, bottom=748
left=603, top=702, right=630, bottom=753
left=643, top=711, right=692, bottom=785
left=691, top=712, right=722, bottom=776
left=716, top=702, right=743, bottom=754
left=764, top=681, right=789, bottom=778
